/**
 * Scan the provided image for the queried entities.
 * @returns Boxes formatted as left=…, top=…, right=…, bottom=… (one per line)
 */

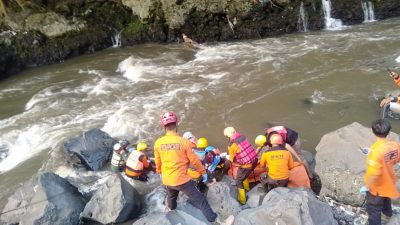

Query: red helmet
left=270, top=133, right=283, bottom=145
left=160, top=112, right=178, bottom=127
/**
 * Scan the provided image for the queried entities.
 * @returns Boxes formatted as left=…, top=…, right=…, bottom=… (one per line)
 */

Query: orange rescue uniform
left=364, top=139, right=400, bottom=198
left=228, top=143, right=252, bottom=169
left=259, top=147, right=295, bottom=180
left=154, top=131, right=206, bottom=186
left=125, top=151, right=150, bottom=177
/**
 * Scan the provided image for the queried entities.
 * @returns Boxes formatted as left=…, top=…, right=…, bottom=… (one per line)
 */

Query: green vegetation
left=124, top=19, right=147, bottom=35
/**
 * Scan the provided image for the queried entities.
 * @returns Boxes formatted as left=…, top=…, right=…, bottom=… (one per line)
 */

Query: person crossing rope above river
left=154, top=112, right=217, bottom=222
left=182, top=33, right=200, bottom=49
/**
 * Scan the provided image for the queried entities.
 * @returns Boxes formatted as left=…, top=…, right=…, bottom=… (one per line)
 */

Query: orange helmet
left=269, top=133, right=283, bottom=145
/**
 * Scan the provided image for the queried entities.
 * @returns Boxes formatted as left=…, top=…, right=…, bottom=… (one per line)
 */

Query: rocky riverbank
left=0, top=0, right=400, bottom=79
left=1, top=122, right=400, bottom=224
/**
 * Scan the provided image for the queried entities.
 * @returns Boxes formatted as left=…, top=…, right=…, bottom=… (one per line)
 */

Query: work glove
left=202, top=173, right=208, bottom=183
left=359, top=186, right=369, bottom=195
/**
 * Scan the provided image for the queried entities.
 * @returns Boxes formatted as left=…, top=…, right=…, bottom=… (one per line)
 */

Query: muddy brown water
left=0, top=18, right=400, bottom=214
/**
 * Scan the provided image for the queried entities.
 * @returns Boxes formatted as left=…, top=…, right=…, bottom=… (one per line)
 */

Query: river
left=0, top=17, right=400, bottom=210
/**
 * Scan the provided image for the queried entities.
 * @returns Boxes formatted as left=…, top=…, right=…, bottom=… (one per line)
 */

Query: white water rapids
left=0, top=19, right=400, bottom=209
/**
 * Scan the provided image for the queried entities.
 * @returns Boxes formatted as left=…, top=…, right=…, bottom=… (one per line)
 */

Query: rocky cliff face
left=0, top=0, right=399, bottom=79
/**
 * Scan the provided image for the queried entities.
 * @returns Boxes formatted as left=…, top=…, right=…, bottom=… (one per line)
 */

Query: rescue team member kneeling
left=154, top=112, right=217, bottom=222
left=111, top=140, right=129, bottom=173
left=125, top=142, right=152, bottom=181
left=258, top=134, right=294, bottom=193
left=360, top=119, right=400, bottom=225
left=224, top=127, right=258, bottom=205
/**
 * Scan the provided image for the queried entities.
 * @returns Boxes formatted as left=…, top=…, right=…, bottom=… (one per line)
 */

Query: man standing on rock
left=154, top=112, right=217, bottom=222
left=361, top=118, right=400, bottom=225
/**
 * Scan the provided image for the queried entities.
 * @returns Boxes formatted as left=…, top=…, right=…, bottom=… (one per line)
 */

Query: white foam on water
left=116, top=56, right=155, bottom=82
left=0, top=124, right=50, bottom=172
left=78, top=69, right=104, bottom=76
left=396, top=55, right=400, bottom=63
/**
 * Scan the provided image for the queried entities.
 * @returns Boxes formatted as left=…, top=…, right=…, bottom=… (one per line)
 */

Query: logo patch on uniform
left=384, top=150, right=398, bottom=162
left=160, top=143, right=180, bottom=151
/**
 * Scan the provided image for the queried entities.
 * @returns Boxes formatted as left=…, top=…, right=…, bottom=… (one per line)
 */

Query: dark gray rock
left=0, top=172, right=86, bottom=225
left=234, top=187, right=337, bottom=225
left=80, top=173, right=142, bottom=224
left=302, top=150, right=316, bottom=173
left=315, top=122, right=399, bottom=206
left=246, top=183, right=266, bottom=208
left=133, top=212, right=171, bottom=225
left=387, top=214, right=400, bottom=225
left=64, top=128, right=116, bottom=171
left=207, top=182, right=241, bottom=220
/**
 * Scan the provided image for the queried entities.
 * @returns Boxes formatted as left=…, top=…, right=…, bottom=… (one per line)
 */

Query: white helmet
left=183, top=131, right=194, bottom=140
left=113, top=143, right=121, bottom=150
left=223, top=127, right=236, bottom=138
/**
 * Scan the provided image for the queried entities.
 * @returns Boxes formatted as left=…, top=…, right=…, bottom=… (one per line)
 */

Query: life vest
left=125, top=150, right=144, bottom=174
left=111, top=150, right=124, bottom=167
left=267, top=126, right=288, bottom=142
left=231, top=133, right=257, bottom=165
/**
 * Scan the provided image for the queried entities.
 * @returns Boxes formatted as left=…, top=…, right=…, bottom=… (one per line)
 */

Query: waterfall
left=111, top=31, right=122, bottom=48
left=321, top=0, right=343, bottom=30
left=361, top=1, right=376, bottom=22
left=297, top=2, right=308, bottom=32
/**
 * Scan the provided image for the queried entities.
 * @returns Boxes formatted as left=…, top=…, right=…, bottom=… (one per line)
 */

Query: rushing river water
left=1, top=18, right=400, bottom=210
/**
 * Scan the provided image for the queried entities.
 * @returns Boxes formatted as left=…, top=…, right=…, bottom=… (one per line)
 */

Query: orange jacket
left=364, top=139, right=400, bottom=198
left=125, top=151, right=150, bottom=177
left=154, top=131, right=206, bottom=186
left=228, top=142, right=252, bottom=168
left=259, top=146, right=294, bottom=180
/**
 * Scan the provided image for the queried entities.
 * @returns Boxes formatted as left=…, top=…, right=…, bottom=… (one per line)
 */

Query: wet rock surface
left=315, top=122, right=399, bottom=206
left=234, top=187, right=337, bottom=225
left=0, top=172, right=86, bottom=225
left=64, top=128, right=116, bottom=171
left=80, top=173, right=142, bottom=224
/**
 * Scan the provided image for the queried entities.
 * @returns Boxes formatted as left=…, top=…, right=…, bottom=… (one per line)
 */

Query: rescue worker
left=262, top=126, right=312, bottom=178
left=224, top=126, right=258, bottom=205
left=125, top=142, right=152, bottom=181
left=183, top=131, right=197, bottom=147
left=360, top=119, right=400, bottom=225
left=154, top=112, right=217, bottom=222
left=110, top=140, right=129, bottom=173
left=379, top=70, right=400, bottom=107
left=258, top=134, right=295, bottom=193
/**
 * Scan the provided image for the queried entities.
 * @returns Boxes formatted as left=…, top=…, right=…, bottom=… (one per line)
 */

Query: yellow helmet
left=197, top=138, right=208, bottom=149
left=137, top=142, right=148, bottom=151
left=223, top=127, right=236, bottom=138
left=255, top=135, right=267, bottom=147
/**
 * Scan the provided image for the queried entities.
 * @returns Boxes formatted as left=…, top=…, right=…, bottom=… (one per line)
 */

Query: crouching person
left=111, top=140, right=129, bottom=173
left=125, top=142, right=152, bottom=181
left=259, top=134, right=294, bottom=193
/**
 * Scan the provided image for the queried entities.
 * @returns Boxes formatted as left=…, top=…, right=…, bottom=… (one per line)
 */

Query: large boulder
left=80, top=173, right=142, bottom=224
left=387, top=214, right=400, bottom=225
left=206, top=182, right=241, bottom=220
left=0, top=172, right=86, bottom=225
left=133, top=209, right=211, bottom=225
left=315, top=122, right=399, bottom=206
left=234, top=187, right=337, bottom=225
left=64, top=128, right=116, bottom=171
